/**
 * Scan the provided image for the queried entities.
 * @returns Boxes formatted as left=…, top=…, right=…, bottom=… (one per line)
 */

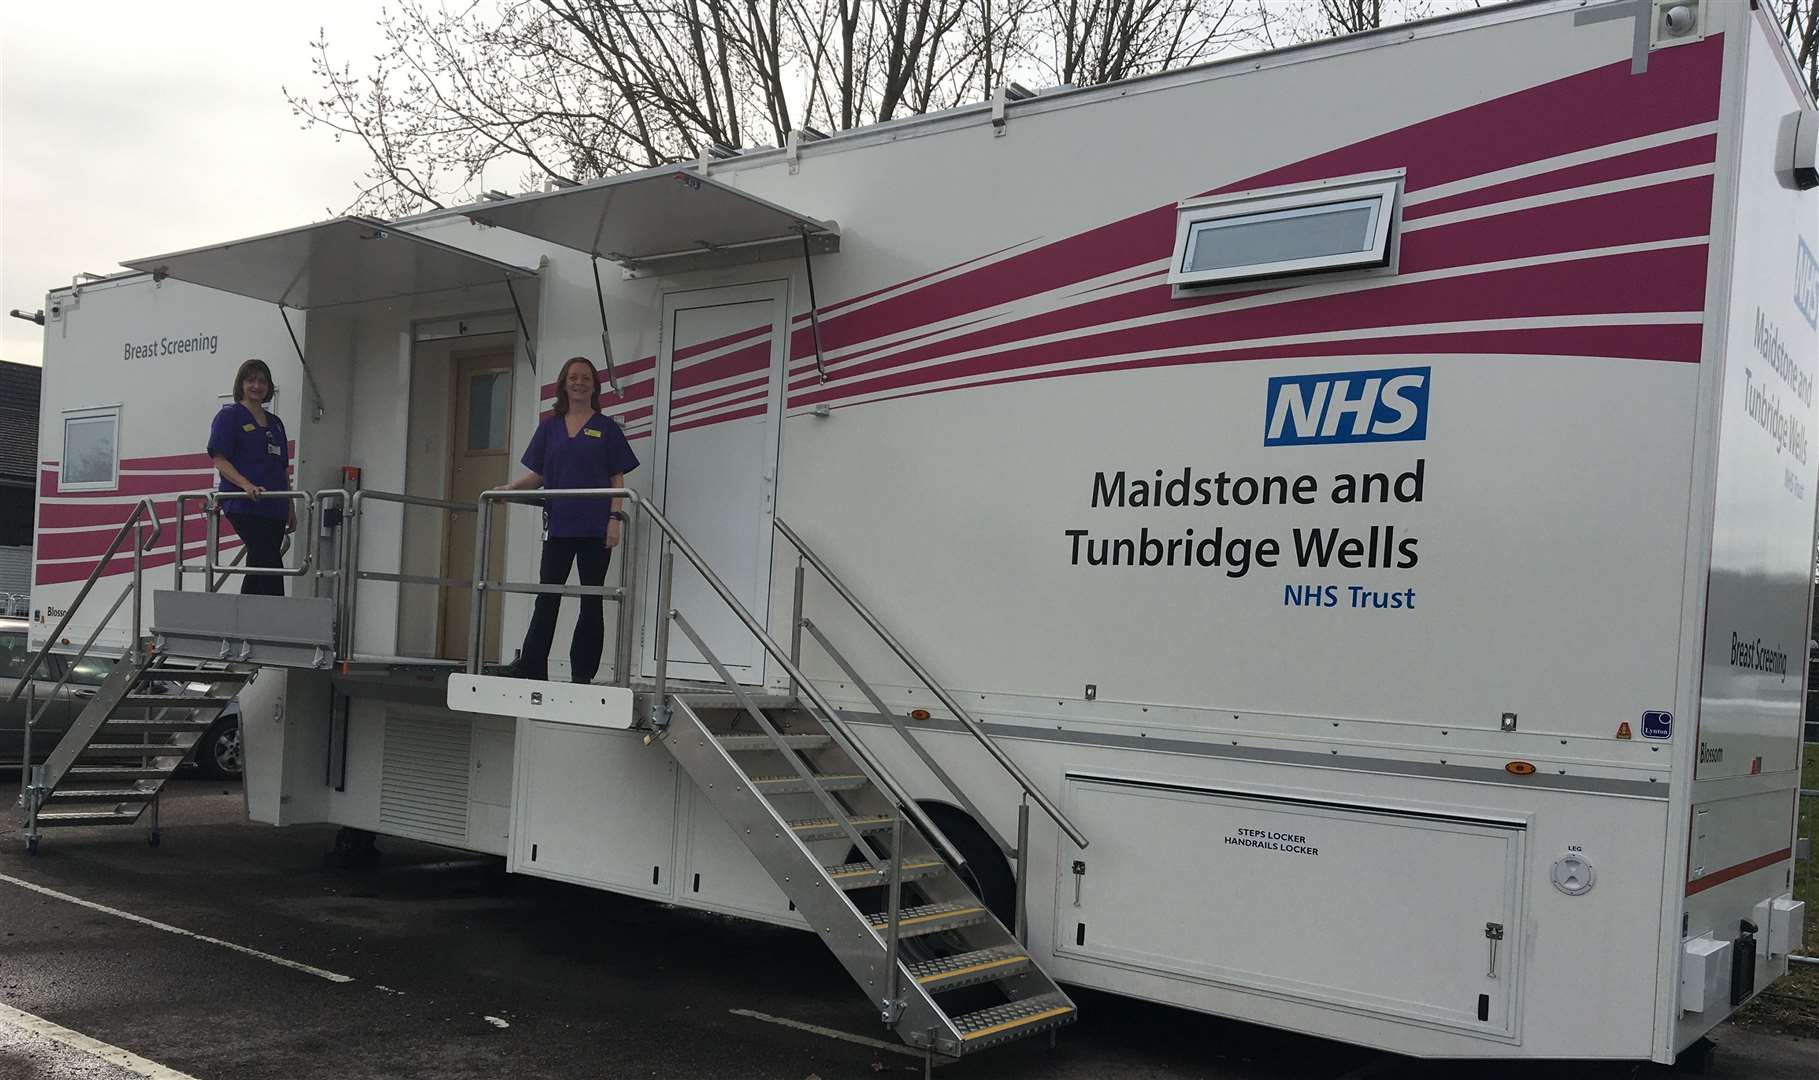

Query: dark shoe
left=486, top=659, right=547, bottom=681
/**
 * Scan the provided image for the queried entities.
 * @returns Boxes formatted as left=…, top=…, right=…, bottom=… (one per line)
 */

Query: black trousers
left=226, top=513, right=286, bottom=597
left=517, top=536, right=612, bottom=682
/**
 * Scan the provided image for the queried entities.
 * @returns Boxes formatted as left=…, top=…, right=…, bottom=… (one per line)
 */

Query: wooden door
left=440, top=352, right=513, bottom=660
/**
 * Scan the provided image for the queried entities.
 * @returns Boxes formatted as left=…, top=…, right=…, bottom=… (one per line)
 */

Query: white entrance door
left=640, top=281, right=789, bottom=685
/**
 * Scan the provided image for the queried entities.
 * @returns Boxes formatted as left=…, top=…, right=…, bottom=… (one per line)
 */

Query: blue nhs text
left=1264, top=366, right=1430, bottom=447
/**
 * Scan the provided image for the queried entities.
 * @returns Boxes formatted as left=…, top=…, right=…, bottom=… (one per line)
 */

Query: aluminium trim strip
left=838, top=710, right=1671, bottom=799
left=1067, top=773, right=1529, bottom=830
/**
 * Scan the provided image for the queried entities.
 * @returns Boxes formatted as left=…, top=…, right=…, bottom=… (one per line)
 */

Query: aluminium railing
left=339, top=487, right=632, bottom=667
left=468, top=487, right=968, bottom=877
left=9, top=497, right=162, bottom=835
left=772, top=516, right=1090, bottom=940
left=173, top=490, right=340, bottom=598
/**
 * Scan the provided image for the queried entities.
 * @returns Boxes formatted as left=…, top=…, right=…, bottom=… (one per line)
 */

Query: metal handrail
left=469, top=487, right=967, bottom=869
left=338, top=486, right=636, bottom=669
left=341, top=488, right=474, bottom=659
left=6, top=496, right=161, bottom=705
left=773, top=516, right=1089, bottom=851
left=671, top=612, right=894, bottom=872
left=204, top=490, right=317, bottom=589
left=802, top=617, right=1012, bottom=856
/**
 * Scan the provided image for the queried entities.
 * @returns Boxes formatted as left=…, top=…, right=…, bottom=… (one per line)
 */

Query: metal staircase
left=20, top=648, right=252, bottom=852
left=6, top=495, right=265, bottom=853
left=466, top=486, right=1091, bottom=1067
left=663, top=693, right=1076, bottom=1060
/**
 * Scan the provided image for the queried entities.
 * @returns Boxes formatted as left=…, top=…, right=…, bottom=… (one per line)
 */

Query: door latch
left=1485, top=922, right=1505, bottom=979
left=1072, top=860, right=1086, bottom=906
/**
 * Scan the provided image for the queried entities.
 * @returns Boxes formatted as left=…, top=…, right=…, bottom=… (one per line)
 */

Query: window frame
left=1167, top=176, right=1402, bottom=288
left=58, top=405, right=123, bottom=493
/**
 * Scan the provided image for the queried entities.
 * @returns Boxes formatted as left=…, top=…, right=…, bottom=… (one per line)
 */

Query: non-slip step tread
left=101, top=719, right=213, bottom=731
left=906, top=946, right=1031, bottom=990
left=145, top=669, right=252, bottom=683
left=866, top=901, right=987, bottom=937
left=951, top=994, right=1076, bottom=1042
left=34, top=808, right=146, bottom=825
left=48, top=787, right=153, bottom=800
left=749, top=773, right=867, bottom=793
left=825, top=858, right=945, bottom=885
left=787, top=814, right=894, bottom=840
left=716, top=733, right=832, bottom=751
left=117, top=694, right=232, bottom=707
left=63, top=763, right=174, bottom=774
left=82, top=741, right=195, bottom=753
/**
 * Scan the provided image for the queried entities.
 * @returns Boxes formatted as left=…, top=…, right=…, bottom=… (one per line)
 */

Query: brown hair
left=551, top=356, right=599, bottom=415
left=231, top=359, right=277, bottom=404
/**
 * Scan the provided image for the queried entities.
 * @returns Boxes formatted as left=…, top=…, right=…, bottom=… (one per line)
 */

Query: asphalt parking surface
left=0, top=780, right=1812, bottom=1080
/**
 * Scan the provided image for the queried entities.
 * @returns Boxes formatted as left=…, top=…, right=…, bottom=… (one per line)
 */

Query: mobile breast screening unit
left=18, top=0, right=1819, bottom=1067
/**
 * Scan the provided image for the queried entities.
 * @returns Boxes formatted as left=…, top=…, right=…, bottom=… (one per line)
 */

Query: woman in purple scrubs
left=206, top=359, right=294, bottom=596
left=495, top=356, right=639, bottom=683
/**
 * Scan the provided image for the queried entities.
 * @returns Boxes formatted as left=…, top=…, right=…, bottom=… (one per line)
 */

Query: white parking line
left=728, top=1008, right=925, bottom=1059
left=0, top=1001, right=201, bottom=1079
left=0, top=872, right=354, bottom=983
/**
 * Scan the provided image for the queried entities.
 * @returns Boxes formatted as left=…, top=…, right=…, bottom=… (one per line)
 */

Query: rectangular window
left=467, top=371, right=511, bottom=451
left=60, top=407, right=121, bottom=492
left=1169, top=178, right=1399, bottom=288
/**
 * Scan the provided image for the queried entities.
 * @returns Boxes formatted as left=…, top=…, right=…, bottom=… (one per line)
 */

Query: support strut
left=505, top=276, right=537, bottom=370
left=800, top=231, right=829, bottom=383
left=278, top=305, right=327, bottom=420
left=590, top=256, right=623, bottom=398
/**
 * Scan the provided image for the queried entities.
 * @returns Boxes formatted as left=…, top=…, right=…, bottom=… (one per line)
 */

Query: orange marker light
left=910, top=709, right=931, bottom=721
left=1505, top=761, right=1536, bottom=776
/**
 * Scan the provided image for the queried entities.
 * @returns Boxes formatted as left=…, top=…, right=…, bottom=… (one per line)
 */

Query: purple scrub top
left=522, top=411, right=639, bottom=538
left=206, top=402, right=290, bottom=519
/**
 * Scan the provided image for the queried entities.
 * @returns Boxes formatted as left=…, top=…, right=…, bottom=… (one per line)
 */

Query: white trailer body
left=27, top=0, right=1819, bottom=1064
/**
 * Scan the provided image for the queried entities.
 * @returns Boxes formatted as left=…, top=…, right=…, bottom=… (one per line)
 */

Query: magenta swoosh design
left=1404, top=134, right=1718, bottom=220
left=1397, top=176, right=1715, bottom=274
left=1209, top=36, right=1721, bottom=200
left=792, top=246, right=1708, bottom=409
left=35, top=539, right=243, bottom=586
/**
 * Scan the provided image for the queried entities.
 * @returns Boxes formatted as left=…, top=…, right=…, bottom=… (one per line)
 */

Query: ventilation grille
left=379, top=712, right=471, bottom=845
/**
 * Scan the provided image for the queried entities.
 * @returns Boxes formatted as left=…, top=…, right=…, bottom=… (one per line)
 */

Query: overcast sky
left=2, top=2, right=387, bottom=366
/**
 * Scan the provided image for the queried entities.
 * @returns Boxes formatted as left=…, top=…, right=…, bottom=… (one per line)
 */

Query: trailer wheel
left=916, top=802, right=1016, bottom=927
left=330, top=827, right=381, bottom=865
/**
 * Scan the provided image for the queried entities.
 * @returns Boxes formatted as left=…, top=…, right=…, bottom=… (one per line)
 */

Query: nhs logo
left=1264, top=366, right=1430, bottom=447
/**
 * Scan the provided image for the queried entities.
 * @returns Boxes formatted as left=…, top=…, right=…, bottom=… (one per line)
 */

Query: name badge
left=267, top=443, right=283, bottom=456
left=583, top=428, right=602, bottom=438
left=242, top=423, right=256, bottom=432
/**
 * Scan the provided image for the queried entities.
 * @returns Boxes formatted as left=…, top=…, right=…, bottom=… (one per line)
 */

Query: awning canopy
left=121, top=217, right=538, bottom=310
left=463, top=168, right=838, bottom=276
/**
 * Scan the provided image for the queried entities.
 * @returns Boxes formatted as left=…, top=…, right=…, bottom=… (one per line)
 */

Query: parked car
left=0, top=617, right=243, bottom=779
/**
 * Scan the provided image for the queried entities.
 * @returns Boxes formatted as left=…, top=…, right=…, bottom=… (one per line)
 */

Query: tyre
left=194, top=714, right=243, bottom=780
left=917, top=801, right=1017, bottom=928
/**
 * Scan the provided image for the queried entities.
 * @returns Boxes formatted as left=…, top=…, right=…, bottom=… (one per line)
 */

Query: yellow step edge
left=914, top=956, right=1024, bottom=985
left=792, top=816, right=892, bottom=830
left=961, top=1005, right=1074, bottom=1041
left=869, top=905, right=983, bottom=929
left=828, top=859, right=942, bottom=880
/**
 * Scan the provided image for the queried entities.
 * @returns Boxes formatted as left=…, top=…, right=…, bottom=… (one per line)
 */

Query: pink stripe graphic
left=1397, top=176, right=1715, bottom=274
left=35, top=539, right=244, bottom=586
left=792, top=246, right=1708, bottom=409
left=1404, top=134, right=1718, bottom=220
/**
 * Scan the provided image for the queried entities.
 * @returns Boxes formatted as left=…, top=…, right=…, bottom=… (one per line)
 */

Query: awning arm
left=799, top=229, right=829, bottom=384
left=590, top=256, right=623, bottom=398
left=278, top=305, right=327, bottom=421
left=504, top=276, right=538, bottom=371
